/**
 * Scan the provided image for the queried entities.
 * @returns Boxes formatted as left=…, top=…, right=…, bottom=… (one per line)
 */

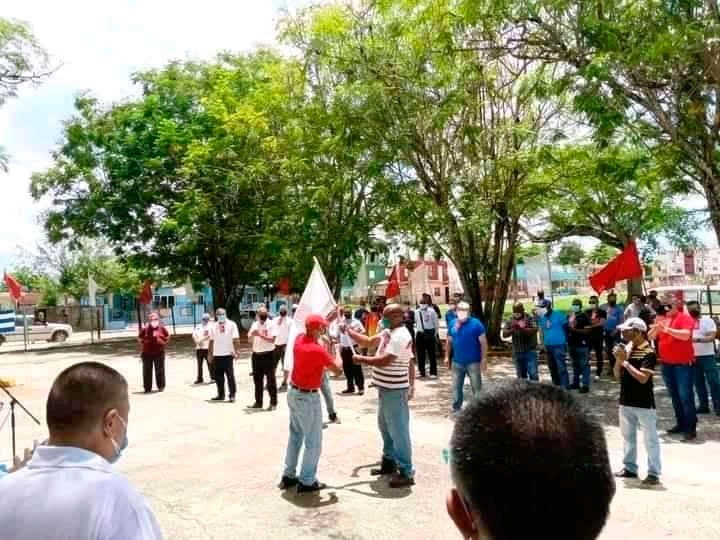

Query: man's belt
left=290, top=383, right=319, bottom=393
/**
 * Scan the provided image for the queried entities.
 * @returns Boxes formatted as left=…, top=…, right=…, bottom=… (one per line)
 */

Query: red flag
left=3, top=272, right=23, bottom=302
left=277, top=277, right=290, bottom=295
left=385, top=265, right=400, bottom=298
left=138, top=281, right=153, bottom=305
left=589, top=240, right=643, bottom=294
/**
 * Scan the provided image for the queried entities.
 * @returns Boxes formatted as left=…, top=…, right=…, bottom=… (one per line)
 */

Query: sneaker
left=246, top=403, right=262, bottom=409
left=267, top=404, right=277, bottom=411
left=279, top=476, right=298, bottom=490
left=666, top=425, right=683, bottom=434
left=614, top=469, right=638, bottom=479
left=358, top=389, right=365, bottom=396
left=388, top=472, right=415, bottom=488
left=228, top=396, right=236, bottom=403
left=297, top=481, right=327, bottom=493
left=682, top=431, right=697, bottom=442
left=593, top=375, right=600, bottom=382
left=642, top=475, right=661, bottom=486
left=328, top=413, right=341, bottom=424
left=193, top=380, right=203, bottom=385
left=697, top=406, right=710, bottom=414
left=340, top=389, right=355, bottom=395
left=210, top=396, right=225, bottom=401
left=579, top=386, right=590, bottom=394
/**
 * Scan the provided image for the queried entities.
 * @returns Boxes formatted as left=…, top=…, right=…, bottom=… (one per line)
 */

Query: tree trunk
left=626, top=277, right=644, bottom=301
left=702, top=174, right=720, bottom=249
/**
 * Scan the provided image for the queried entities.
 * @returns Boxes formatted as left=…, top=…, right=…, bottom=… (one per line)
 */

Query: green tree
left=555, top=241, right=585, bottom=266
left=585, top=244, right=618, bottom=266
left=284, top=1, right=559, bottom=342
left=470, top=0, right=720, bottom=244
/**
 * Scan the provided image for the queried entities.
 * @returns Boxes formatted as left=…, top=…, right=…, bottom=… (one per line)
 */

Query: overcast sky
left=1, top=1, right=716, bottom=273
left=0, top=0, right=305, bottom=270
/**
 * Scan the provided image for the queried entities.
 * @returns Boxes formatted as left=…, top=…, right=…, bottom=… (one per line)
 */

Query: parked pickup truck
left=0, top=315, right=73, bottom=346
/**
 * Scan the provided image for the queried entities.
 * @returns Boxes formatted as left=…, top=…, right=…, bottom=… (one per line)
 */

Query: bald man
left=344, top=304, right=416, bottom=488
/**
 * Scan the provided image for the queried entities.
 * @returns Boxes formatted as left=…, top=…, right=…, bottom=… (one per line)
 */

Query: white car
left=0, top=315, right=73, bottom=345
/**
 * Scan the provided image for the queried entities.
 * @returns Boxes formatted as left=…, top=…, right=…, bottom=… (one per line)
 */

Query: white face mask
left=457, top=310, right=469, bottom=321
left=150, top=320, right=159, bottom=328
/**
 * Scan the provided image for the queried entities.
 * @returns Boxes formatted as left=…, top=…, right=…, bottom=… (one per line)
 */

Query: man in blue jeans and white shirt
left=612, top=317, right=661, bottom=486
left=687, top=300, right=720, bottom=416
left=345, top=304, right=416, bottom=488
left=539, top=301, right=570, bottom=388
left=445, top=302, right=489, bottom=414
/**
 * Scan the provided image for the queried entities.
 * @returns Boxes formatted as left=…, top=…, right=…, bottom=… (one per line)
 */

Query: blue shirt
left=446, top=309, right=457, bottom=329
left=539, top=310, right=567, bottom=346
left=602, top=304, right=624, bottom=332
left=449, top=317, right=485, bottom=365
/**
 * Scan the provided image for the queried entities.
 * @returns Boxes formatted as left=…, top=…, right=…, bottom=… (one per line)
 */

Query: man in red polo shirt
left=280, top=314, right=342, bottom=493
left=650, top=298, right=697, bottom=441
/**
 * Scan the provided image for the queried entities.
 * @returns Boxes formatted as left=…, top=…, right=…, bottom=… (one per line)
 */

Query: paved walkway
left=1, top=338, right=719, bottom=539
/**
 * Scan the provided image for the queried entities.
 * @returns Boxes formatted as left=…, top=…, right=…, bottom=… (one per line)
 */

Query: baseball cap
left=305, top=314, right=329, bottom=330
left=617, top=317, right=647, bottom=332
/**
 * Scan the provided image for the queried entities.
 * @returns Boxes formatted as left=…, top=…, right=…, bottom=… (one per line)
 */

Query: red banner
left=589, top=240, right=643, bottom=294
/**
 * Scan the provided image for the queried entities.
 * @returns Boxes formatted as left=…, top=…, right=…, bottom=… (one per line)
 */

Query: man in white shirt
left=248, top=306, right=278, bottom=411
left=0, top=361, right=162, bottom=540
left=331, top=307, right=367, bottom=395
left=209, top=307, right=240, bottom=403
left=192, top=313, right=214, bottom=384
left=344, top=304, right=416, bottom=488
left=415, top=293, right=439, bottom=378
left=273, top=305, right=292, bottom=392
left=687, top=301, right=720, bottom=415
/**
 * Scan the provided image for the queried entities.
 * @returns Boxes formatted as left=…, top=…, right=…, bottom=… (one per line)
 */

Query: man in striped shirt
left=343, top=304, right=416, bottom=488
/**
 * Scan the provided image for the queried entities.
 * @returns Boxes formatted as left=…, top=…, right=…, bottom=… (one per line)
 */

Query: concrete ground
left=1, top=337, right=719, bottom=540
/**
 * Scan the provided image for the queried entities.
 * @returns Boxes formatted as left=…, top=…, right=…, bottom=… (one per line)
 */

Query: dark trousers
left=604, top=331, right=620, bottom=372
left=275, top=344, right=287, bottom=370
left=416, top=330, right=437, bottom=376
left=196, top=349, right=213, bottom=381
left=661, top=363, right=697, bottom=433
left=341, top=346, right=364, bottom=391
left=214, top=355, right=237, bottom=399
left=142, top=352, right=166, bottom=392
left=252, top=351, right=277, bottom=406
left=589, top=335, right=604, bottom=376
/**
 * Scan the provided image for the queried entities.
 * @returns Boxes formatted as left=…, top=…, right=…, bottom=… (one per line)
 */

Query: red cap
left=305, top=314, right=329, bottom=330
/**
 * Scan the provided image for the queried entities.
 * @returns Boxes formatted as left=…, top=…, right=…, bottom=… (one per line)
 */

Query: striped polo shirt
left=373, top=326, right=414, bottom=390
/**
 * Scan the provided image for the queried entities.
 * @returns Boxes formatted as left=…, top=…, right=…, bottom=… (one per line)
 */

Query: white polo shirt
left=273, top=315, right=292, bottom=346
left=0, top=445, right=162, bottom=540
left=210, top=319, right=239, bottom=356
left=692, top=316, right=717, bottom=357
left=249, top=319, right=277, bottom=353
left=192, top=322, right=214, bottom=350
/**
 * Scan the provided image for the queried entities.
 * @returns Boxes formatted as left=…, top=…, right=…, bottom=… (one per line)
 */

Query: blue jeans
left=378, top=388, right=414, bottom=478
left=452, top=362, right=482, bottom=412
left=620, top=406, right=661, bottom=477
left=694, top=355, right=720, bottom=412
left=546, top=345, right=569, bottom=388
left=569, top=346, right=590, bottom=388
left=320, top=372, right=336, bottom=417
left=513, top=350, right=539, bottom=381
left=283, top=387, right=323, bottom=485
left=661, top=364, right=697, bottom=433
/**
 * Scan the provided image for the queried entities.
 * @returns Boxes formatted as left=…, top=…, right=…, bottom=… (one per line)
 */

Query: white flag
left=283, top=258, right=336, bottom=374
left=88, top=274, right=98, bottom=307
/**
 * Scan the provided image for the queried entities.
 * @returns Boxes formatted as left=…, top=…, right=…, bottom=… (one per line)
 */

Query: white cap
left=617, top=317, right=647, bottom=332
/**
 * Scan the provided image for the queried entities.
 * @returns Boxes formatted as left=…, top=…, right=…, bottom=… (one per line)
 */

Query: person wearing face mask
left=649, top=298, right=697, bottom=441
left=445, top=302, right=489, bottom=414
left=331, top=308, right=366, bottom=395
left=586, top=296, right=607, bottom=381
left=345, top=304, right=416, bottom=488
left=601, top=291, right=624, bottom=375
left=138, top=311, right=170, bottom=393
left=415, top=293, right=439, bottom=378
left=192, top=313, right=214, bottom=384
left=0, top=362, right=163, bottom=539
left=273, top=305, right=293, bottom=392
left=209, top=307, right=240, bottom=403
left=566, top=299, right=592, bottom=393
left=687, top=300, right=720, bottom=416
left=538, top=301, right=570, bottom=388
left=502, top=303, right=539, bottom=381
left=248, top=306, right=279, bottom=410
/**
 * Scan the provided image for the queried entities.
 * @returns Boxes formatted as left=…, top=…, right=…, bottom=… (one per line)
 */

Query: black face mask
left=608, top=300, right=616, bottom=306
left=259, top=314, right=268, bottom=321
left=689, top=308, right=701, bottom=317
left=344, top=313, right=352, bottom=320
left=279, top=311, right=287, bottom=317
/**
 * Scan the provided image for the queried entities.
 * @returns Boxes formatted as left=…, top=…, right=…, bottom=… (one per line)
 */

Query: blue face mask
left=109, top=415, right=128, bottom=464
left=571, top=305, right=581, bottom=313
left=381, top=317, right=391, bottom=329
left=217, top=314, right=227, bottom=323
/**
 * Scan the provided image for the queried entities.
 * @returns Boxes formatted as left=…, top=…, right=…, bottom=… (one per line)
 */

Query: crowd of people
left=2, top=287, right=719, bottom=539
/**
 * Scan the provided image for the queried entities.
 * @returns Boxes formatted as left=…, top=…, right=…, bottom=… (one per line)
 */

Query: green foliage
left=555, top=241, right=585, bottom=266
left=585, top=244, right=619, bottom=266
left=0, top=17, right=48, bottom=107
